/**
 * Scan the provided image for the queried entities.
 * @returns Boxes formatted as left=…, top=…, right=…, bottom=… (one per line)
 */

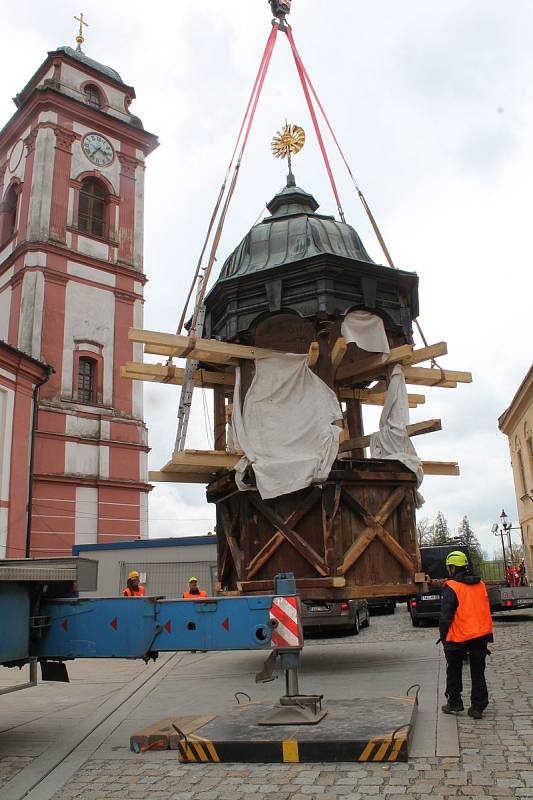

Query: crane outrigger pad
left=132, top=695, right=418, bottom=763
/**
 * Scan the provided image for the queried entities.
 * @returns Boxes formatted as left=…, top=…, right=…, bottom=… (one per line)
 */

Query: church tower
left=0, top=30, right=158, bottom=556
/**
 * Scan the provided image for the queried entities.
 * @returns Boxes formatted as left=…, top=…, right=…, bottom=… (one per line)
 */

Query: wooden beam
left=129, top=328, right=276, bottom=363
left=248, top=494, right=329, bottom=578
left=403, top=366, right=471, bottom=386
left=307, top=342, right=319, bottom=367
left=340, top=387, right=426, bottom=408
left=331, top=337, right=348, bottom=370
left=421, top=461, right=460, bottom=476
left=337, top=487, right=411, bottom=576
left=149, top=471, right=216, bottom=484
left=336, top=342, right=448, bottom=383
left=121, top=362, right=235, bottom=389
left=339, top=418, right=442, bottom=454
left=246, top=488, right=321, bottom=579
left=164, top=450, right=241, bottom=470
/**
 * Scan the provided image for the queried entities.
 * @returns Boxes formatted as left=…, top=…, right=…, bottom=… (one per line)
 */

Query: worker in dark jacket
left=440, top=551, right=493, bottom=719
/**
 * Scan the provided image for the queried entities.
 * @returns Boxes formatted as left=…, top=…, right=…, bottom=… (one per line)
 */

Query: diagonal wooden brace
left=246, top=488, right=321, bottom=579
left=337, top=487, right=414, bottom=575
left=248, top=493, right=328, bottom=577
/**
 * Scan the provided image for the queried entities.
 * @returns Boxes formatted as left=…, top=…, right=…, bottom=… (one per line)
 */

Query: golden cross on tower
left=74, top=12, right=88, bottom=48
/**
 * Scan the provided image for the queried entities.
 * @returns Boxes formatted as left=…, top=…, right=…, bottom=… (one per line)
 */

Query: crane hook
left=269, top=0, right=292, bottom=25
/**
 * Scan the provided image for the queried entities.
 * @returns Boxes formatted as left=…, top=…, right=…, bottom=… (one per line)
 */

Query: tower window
left=77, top=357, right=96, bottom=403
left=78, top=178, right=107, bottom=238
left=1, top=184, right=18, bottom=245
left=84, top=84, right=101, bottom=110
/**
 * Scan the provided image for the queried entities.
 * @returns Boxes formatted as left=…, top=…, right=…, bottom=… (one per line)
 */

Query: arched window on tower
left=1, top=184, right=18, bottom=246
left=78, top=178, right=107, bottom=238
left=77, top=357, right=96, bottom=403
left=83, top=84, right=101, bottom=110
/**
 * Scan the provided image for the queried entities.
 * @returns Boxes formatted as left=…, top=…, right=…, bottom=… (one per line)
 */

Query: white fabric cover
left=231, top=354, right=343, bottom=500
left=341, top=310, right=390, bottom=354
left=369, top=365, right=424, bottom=496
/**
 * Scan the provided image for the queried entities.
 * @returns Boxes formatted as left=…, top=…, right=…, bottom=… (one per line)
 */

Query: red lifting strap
left=285, top=27, right=345, bottom=223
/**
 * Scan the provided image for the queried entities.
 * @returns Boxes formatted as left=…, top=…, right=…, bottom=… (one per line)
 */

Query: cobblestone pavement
left=48, top=606, right=533, bottom=800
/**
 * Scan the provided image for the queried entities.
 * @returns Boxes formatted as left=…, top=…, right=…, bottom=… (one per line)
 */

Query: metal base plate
left=143, top=696, right=417, bottom=763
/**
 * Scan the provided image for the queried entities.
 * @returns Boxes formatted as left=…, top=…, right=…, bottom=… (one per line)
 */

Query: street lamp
left=492, top=516, right=508, bottom=574
left=499, top=509, right=515, bottom=564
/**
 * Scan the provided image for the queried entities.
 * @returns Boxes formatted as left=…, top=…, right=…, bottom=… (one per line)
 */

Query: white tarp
left=369, top=364, right=425, bottom=500
left=231, top=353, right=343, bottom=500
left=341, top=310, right=390, bottom=354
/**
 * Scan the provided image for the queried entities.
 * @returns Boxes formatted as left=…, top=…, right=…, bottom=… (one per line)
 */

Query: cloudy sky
left=2, top=1, right=531, bottom=555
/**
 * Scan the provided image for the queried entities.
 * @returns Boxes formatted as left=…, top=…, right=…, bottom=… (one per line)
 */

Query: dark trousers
left=445, top=642, right=488, bottom=711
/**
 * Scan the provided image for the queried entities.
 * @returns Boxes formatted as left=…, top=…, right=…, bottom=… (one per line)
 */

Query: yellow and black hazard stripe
left=177, top=734, right=220, bottom=763
left=357, top=734, right=407, bottom=763
left=178, top=733, right=408, bottom=764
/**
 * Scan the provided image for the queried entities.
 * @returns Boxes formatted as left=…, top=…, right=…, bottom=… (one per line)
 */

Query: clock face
left=82, top=133, right=114, bottom=166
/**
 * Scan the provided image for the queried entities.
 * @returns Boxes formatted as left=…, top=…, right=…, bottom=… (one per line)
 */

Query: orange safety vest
left=182, top=590, right=208, bottom=599
left=123, top=586, right=145, bottom=597
left=445, top=579, right=493, bottom=643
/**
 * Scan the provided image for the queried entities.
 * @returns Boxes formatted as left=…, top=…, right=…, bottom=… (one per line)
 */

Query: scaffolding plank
left=121, top=363, right=235, bottom=389
left=336, top=342, right=448, bottom=382
left=339, top=419, right=442, bottom=454
left=129, top=329, right=276, bottom=363
left=421, top=461, right=460, bottom=476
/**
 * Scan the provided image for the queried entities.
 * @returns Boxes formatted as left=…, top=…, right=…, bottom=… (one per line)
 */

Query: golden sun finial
left=271, top=123, right=306, bottom=161
left=74, top=12, right=88, bottom=49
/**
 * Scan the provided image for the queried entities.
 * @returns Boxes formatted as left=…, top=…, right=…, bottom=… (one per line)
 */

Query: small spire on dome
left=271, top=122, right=306, bottom=181
left=74, top=11, right=88, bottom=52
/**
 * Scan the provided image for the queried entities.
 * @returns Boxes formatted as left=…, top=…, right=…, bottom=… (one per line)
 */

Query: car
left=301, top=599, right=370, bottom=636
left=367, top=598, right=396, bottom=615
left=409, top=544, right=471, bottom=627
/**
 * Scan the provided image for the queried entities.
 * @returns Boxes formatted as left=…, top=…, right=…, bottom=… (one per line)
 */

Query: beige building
left=499, top=365, right=533, bottom=577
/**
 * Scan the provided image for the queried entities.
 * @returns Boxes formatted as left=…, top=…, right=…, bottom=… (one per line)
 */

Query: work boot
left=441, top=702, right=464, bottom=715
left=468, top=707, right=483, bottom=719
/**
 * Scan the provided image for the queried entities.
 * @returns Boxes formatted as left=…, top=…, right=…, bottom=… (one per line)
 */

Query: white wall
left=75, top=486, right=98, bottom=545
left=26, top=127, right=55, bottom=241
left=17, top=270, right=44, bottom=358
left=0, top=287, right=11, bottom=340
left=62, top=281, right=115, bottom=403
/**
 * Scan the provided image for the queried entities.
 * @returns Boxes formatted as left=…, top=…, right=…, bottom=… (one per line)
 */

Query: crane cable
left=177, top=23, right=279, bottom=338
left=283, top=25, right=436, bottom=359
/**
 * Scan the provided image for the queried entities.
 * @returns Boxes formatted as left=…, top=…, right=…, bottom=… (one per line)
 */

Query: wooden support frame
left=129, top=328, right=277, bottom=363
left=245, top=488, right=322, bottom=579
left=421, top=461, right=460, bottom=476
left=336, top=342, right=448, bottom=383
left=121, top=362, right=235, bottom=389
left=402, top=366, right=471, bottom=386
left=247, top=493, right=329, bottom=577
left=339, top=418, right=442, bottom=454
left=340, top=387, right=426, bottom=408
left=337, top=487, right=415, bottom=576
left=330, top=337, right=348, bottom=370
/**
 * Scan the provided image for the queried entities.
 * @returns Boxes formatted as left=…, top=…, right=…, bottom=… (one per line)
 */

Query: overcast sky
left=2, top=1, right=531, bottom=556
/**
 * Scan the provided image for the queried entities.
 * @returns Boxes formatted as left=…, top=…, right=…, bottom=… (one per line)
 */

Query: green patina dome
left=218, top=173, right=373, bottom=282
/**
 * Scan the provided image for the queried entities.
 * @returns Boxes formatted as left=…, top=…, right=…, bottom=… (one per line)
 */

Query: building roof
left=72, top=536, right=217, bottom=554
left=0, top=340, right=54, bottom=376
left=216, top=171, right=374, bottom=283
left=53, top=46, right=123, bottom=84
left=498, top=363, right=533, bottom=434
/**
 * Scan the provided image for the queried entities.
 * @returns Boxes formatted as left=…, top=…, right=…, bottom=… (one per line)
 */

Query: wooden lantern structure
left=123, top=174, right=471, bottom=601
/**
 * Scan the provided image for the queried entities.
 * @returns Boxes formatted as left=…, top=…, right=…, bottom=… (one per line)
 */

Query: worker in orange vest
left=439, top=551, right=493, bottom=719
left=123, top=571, right=145, bottom=597
left=182, top=577, right=207, bottom=599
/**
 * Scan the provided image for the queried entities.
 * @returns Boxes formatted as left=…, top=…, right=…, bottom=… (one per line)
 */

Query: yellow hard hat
left=188, top=577, right=198, bottom=583
left=128, top=570, right=140, bottom=580
left=446, top=551, right=468, bottom=568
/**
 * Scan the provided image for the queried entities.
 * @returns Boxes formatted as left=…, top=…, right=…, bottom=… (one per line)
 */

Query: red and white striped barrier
left=270, top=596, right=303, bottom=649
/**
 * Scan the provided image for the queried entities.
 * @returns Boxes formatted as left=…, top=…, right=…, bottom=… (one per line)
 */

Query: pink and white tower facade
left=0, top=43, right=158, bottom=556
